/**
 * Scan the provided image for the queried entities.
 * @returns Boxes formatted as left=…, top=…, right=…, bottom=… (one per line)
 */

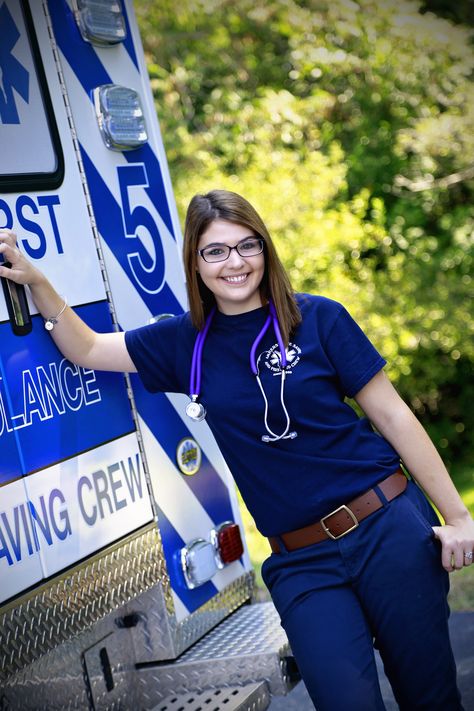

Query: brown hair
left=183, top=189, right=301, bottom=345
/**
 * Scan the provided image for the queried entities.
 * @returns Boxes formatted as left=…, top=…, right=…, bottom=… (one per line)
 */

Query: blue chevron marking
left=131, top=375, right=235, bottom=527
left=47, top=0, right=175, bottom=239
left=121, top=2, right=139, bottom=71
left=153, top=502, right=220, bottom=614
left=80, top=149, right=182, bottom=316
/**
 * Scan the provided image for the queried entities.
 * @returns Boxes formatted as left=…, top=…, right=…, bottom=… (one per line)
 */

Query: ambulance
left=0, top=1, right=299, bottom=708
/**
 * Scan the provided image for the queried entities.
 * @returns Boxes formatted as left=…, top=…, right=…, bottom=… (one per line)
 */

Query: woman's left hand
left=432, top=515, right=474, bottom=572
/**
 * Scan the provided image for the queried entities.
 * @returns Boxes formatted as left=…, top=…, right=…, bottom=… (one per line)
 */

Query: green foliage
left=135, top=0, right=474, bottom=469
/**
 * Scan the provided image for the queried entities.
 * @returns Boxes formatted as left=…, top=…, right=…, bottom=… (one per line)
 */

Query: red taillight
left=215, top=523, right=244, bottom=565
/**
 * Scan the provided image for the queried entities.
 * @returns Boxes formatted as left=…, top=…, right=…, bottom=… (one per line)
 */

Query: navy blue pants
left=262, top=480, right=463, bottom=710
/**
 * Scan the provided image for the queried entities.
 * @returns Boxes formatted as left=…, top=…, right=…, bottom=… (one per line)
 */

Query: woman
left=0, top=189, right=472, bottom=710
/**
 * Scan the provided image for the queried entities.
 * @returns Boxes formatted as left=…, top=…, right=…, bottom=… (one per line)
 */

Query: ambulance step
left=138, top=602, right=299, bottom=706
left=152, top=681, right=270, bottom=711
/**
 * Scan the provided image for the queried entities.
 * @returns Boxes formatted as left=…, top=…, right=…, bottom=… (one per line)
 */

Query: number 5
left=117, top=164, right=165, bottom=294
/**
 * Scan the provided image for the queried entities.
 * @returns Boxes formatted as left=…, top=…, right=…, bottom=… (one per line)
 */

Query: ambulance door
left=45, top=0, right=252, bottom=625
left=0, top=0, right=153, bottom=605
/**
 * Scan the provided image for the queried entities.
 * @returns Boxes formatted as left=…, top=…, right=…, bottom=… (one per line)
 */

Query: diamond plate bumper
left=138, top=602, right=298, bottom=708
left=0, top=524, right=254, bottom=709
left=152, top=682, right=271, bottom=711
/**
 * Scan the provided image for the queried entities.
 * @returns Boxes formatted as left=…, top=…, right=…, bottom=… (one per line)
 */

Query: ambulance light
left=181, top=539, right=217, bottom=589
left=148, top=313, right=175, bottom=324
left=93, top=85, right=148, bottom=151
left=211, top=522, right=244, bottom=568
left=73, top=0, right=127, bottom=46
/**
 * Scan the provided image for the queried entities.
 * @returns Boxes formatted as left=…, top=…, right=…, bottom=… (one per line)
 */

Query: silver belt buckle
left=320, top=505, right=359, bottom=540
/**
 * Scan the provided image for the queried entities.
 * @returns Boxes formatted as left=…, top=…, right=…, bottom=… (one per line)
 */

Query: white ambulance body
left=0, top=1, right=297, bottom=708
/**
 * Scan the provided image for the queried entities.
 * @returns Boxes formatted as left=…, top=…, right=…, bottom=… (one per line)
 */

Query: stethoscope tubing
left=249, top=313, right=272, bottom=375
left=187, top=300, right=296, bottom=441
left=190, top=306, right=216, bottom=398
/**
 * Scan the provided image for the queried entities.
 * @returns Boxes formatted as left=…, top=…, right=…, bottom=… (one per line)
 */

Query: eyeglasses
left=198, top=237, right=264, bottom=263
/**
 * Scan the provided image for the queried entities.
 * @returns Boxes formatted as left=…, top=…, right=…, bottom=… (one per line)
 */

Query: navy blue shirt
left=125, top=294, right=400, bottom=535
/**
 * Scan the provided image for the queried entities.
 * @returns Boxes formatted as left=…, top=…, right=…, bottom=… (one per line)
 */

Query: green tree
left=136, top=0, right=474, bottom=469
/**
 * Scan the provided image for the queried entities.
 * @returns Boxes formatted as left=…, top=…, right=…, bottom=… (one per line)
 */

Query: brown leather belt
left=268, top=468, right=407, bottom=553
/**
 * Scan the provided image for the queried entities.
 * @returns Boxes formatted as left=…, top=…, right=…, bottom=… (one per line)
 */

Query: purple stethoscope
left=186, top=300, right=297, bottom=442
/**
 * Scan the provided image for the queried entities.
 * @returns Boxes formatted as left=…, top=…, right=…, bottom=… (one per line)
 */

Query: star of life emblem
left=263, top=342, right=301, bottom=374
left=0, top=3, right=30, bottom=125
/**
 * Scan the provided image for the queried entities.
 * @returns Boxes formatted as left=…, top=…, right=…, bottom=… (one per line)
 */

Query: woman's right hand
left=0, top=229, right=45, bottom=286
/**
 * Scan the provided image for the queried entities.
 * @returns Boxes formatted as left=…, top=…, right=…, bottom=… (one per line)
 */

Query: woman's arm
left=355, top=369, right=474, bottom=572
left=0, top=229, right=136, bottom=373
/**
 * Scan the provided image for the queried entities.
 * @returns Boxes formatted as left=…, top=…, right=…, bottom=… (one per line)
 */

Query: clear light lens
left=211, top=522, right=244, bottom=568
left=148, top=313, right=175, bottom=324
left=94, top=85, right=148, bottom=151
left=74, top=0, right=127, bottom=46
left=181, top=539, right=217, bottom=589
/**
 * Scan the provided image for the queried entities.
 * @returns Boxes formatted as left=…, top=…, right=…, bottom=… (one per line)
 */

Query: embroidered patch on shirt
left=263, top=341, right=302, bottom=374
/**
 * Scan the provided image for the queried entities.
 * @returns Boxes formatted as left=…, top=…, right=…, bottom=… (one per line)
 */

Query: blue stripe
left=80, top=148, right=182, bottom=317
left=131, top=376, right=235, bottom=526
left=0, top=353, right=24, bottom=484
left=122, top=3, right=139, bottom=71
left=153, top=504, right=220, bottom=613
left=48, top=0, right=110, bottom=86
left=0, top=303, right=134, bottom=477
left=124, top=144, right=175, bottom=240
left=48, top=0, right=139, bottom=77
left=48, top=0, right=175, bottom=238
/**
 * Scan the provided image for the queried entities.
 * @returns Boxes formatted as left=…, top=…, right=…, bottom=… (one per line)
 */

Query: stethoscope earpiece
left=187, top=301, right=297, bottom=443
left=261, top=431, right=297, bottom=443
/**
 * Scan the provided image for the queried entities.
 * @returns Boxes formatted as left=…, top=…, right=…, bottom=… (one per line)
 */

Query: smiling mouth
left=221, top=274, right=249, bottom=284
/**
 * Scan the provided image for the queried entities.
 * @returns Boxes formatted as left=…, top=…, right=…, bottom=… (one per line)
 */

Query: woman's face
left=196, top=219, right=265, bottom=315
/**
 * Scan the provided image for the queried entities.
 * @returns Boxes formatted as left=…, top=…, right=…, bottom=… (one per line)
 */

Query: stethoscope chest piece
left=186, top=399, right=207, bottom=422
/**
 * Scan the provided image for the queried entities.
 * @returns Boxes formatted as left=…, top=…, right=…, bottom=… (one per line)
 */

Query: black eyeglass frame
left=197, top=237, right=264, bottom=263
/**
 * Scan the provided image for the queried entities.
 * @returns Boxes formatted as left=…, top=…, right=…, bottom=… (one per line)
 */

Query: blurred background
left=134, top=0, right=474, bottom=607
